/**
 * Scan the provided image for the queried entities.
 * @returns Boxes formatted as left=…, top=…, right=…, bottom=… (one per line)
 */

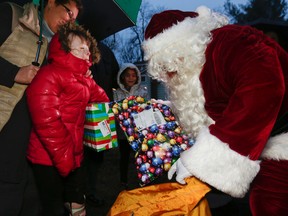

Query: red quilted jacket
left=26, top=34, right=109, bottom=177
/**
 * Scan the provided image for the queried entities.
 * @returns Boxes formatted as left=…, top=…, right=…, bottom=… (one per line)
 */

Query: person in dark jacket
left=0, top=1, right=82, bottom=215
left=26, top=22, right=109, bottom=216
left=84, top=42, right=119, bottom=207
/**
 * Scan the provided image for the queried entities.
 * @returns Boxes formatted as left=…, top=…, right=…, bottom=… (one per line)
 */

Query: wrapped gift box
left=84, top=103, right=118, bottom=152
left=110, top=96, right=195, bottom=186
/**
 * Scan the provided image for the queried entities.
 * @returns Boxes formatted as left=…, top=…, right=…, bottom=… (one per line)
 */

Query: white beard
left=165, top=47, right=214, bottom=138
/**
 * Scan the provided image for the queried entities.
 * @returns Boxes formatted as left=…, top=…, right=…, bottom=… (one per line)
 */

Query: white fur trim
left=143, top=17, right=196, bottom=60
left=180, top=127, right=260, bottom=198
left=143, top=6, right=228, bottom=60
left=261, top=132, right=288, bottom=160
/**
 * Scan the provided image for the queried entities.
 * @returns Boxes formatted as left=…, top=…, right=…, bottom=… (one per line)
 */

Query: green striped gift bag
left=84, top=103, right=118, bottom=152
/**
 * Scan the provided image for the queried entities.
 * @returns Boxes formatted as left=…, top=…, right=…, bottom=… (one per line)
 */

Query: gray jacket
left=113, top=63, right=148, bottom=140
left=113, top=63, right=148, bottom=101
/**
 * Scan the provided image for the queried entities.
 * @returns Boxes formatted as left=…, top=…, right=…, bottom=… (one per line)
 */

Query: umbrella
left=10, top=0, right=142, bottom=41
left=243, top=18, right=288, bottom=51
left=78, top=0, right=142, bottom=41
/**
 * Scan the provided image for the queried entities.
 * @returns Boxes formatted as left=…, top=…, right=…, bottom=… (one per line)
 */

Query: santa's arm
left=179, top=127, right=260, bottom=197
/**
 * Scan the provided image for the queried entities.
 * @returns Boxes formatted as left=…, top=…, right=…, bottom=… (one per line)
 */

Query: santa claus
left=142, top=6, right=288, bottom=216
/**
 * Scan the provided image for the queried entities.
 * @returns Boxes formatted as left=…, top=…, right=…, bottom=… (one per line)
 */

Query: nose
left=84, top=50, right=90, bottom=57
left=167, top=71, right=177, bottom=78
left=83, top=50, right=90, bottom=60
left=64, top=17, right=70, bottom=22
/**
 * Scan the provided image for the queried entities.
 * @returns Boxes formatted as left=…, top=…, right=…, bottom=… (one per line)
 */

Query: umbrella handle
left=32, top=0, right=44, bottom=67
left=32, top=61, right=40, bottom=66
left=32, top=39, right=43, bottom=66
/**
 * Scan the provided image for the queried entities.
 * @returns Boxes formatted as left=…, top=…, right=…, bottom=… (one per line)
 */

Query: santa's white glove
left=151, top=98, right=172, bottom=107
left=168, top=158, right=191, bottom=184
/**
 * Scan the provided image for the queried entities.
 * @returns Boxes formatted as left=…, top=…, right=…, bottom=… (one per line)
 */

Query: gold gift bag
left=108, top=177, right=211, bottom=216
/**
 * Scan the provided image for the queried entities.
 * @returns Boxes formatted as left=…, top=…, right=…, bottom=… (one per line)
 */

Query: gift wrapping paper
left=110, top=96, right=195, bottom=186
left=84, top=103, right=118, bottom=152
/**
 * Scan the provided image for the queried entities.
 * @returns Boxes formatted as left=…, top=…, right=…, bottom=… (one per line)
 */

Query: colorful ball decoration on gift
left=110, top=96, right=195, bottom=186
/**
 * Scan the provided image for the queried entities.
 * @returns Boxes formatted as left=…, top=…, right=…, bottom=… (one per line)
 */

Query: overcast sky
left=145, top=0, right=248, bottom=12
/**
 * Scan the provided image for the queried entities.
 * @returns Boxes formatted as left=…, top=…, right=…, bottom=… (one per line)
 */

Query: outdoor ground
left=85, top=147, right=139, bottom=216
left=85, top=147, right=252, bottom=216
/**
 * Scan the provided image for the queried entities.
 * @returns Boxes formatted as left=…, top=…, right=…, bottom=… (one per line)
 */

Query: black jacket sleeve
left=0, top=2, right=20, bottom=87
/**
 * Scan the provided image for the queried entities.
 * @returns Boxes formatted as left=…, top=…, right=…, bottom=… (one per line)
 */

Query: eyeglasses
left=71, top=47, right=90, bottom=55
left=60, top=3, right=74, bottom=21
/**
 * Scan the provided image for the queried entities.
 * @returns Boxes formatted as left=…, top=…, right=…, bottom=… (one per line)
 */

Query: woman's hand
left=85, top=69, right=93, bottom=79
left=15, top=64, right=40, bottom=84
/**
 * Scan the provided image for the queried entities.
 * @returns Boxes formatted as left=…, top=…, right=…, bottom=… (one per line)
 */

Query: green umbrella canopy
left=114, top=0, right=142, bottom=24
left=32, top=0, right=39, bottom=5
left=79, top=0, right=142, bottom=41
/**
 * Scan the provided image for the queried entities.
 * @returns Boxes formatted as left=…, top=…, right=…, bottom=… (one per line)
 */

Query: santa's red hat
left=144, top=10, right=198, bottom=40
left=142, top=6, right=229, bottom=61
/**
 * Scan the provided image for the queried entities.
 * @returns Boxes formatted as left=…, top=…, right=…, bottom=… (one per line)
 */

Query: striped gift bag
left=83, top=103, right=118, bottom=152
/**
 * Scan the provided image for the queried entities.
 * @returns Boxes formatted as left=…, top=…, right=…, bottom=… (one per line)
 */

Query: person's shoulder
left=0, top=2, right=19, bottom=37
left=0, top=2, right=21, bottom=18
left=114, top=87, right=122, bottom=92
left=0, top=2, right=13, bottom=21
left=139, top=85, right=147, bottom=90
left=211, top=24, right=270, bottom=53
left=137, top=85, right=148, bottom=94
left=37, top=65, right=62, bottom=79
left=98, top=42, right=117, bottom=60
left=0, top=2, right=12, bottom=9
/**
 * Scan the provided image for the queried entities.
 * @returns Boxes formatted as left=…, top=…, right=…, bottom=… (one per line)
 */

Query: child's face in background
left=69, top=35, right=90, bottom=62
left=123, top=69, right=138, bottom=89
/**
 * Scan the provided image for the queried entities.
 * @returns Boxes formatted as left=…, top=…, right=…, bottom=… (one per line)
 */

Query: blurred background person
left=84, top=42, right=119, bottom=208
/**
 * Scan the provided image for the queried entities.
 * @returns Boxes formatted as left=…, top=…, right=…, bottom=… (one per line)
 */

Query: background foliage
left=105, top=0, right=288, bottom=64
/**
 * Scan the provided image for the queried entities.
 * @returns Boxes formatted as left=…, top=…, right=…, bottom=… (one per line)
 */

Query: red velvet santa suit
left=143, top=6, right=288, bottom=216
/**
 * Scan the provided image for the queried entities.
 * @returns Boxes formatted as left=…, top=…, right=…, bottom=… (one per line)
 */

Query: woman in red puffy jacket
left=26, top=22, right=109, bottom=216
